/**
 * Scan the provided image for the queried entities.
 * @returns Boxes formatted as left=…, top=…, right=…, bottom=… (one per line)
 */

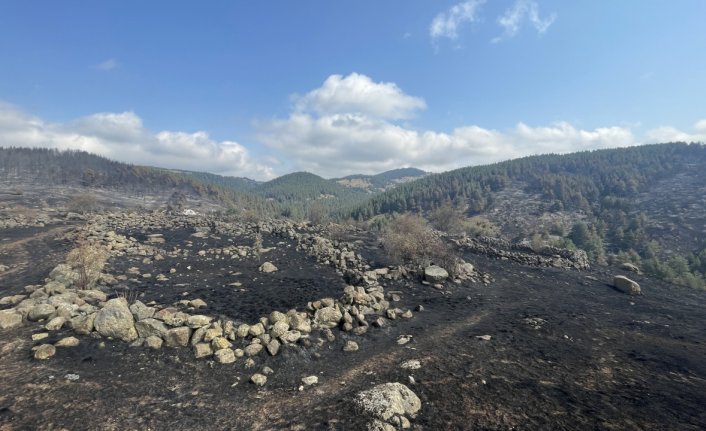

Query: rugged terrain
left=1, top=211, right=705, bottom=431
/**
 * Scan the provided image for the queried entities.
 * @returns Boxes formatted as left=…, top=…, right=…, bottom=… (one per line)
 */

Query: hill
left=334, top=167, right=428, bottom=192
left=350, top=142, right=706, bottom=288
left=0, top=147, right=274, bottom=215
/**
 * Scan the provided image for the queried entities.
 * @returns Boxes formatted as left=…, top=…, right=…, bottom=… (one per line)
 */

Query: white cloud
left=293, top=73, right=426, bottom=120
left=257, top=76, right=639, bottom=177
left=694, top=119, right=706, bottom=132
left=95, top=58, right=118, bottom=71
left=430, top=0, right=485, bottom=41
left=0, top=102, right=275, bottom=180
left=645, top=123, right=706, bottom=143
left=494, top=0, right=556, bottom=43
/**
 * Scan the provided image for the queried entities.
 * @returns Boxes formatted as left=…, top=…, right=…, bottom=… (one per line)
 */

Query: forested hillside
left=350, top=142, right=706, bottom=289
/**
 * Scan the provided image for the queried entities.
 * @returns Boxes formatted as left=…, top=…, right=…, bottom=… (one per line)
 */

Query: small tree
left=66, top=243, right=109, bottom=290
left=252, top=231, right=263, bottom=262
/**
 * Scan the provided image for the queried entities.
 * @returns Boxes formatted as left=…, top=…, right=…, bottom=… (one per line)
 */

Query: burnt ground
left=1, top=224, right=706, bottom=430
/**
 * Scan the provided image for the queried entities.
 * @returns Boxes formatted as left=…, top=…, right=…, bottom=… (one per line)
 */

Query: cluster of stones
left=453, top=235, right=590, bottom=270
left=0, top=210, right=59, bottom=229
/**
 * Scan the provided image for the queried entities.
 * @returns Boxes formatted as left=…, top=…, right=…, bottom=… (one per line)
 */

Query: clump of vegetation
left=428, top=202, right=468, bottom=234
left=252, top=231, right=263, bottom=262
left=381, top=213, right=457, bottom=272
left=466, top=216, right=500, bottom=238
left=114, top=287, right=139, bottom=305
left=66, top=242, right=109, bottom=290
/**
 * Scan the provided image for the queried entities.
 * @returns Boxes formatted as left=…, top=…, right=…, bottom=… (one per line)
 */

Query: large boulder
left=355, top=383, right=421, bottom=421
left=94, top=298, right=138, bottom=342
left=314, top=306, right=342, bottom=329
left=613, top=275, right=641, bottom=295
left=424, top=265, right=449, bottom=283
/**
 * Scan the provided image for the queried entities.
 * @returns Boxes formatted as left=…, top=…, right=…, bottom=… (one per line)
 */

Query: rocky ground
left=1, top=213, right=705, bottom=430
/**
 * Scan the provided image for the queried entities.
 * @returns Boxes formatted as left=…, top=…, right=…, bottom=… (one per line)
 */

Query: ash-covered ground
left=1, top=216, right=705, bottom=431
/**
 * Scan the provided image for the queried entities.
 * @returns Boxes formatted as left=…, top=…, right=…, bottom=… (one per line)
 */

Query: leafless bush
left=381, top=213, right=458, bottom=271
left=66, top=243, right=109, bottom=290
left=428, top=203, right=468, bottom=234
left=252, top=231, right=263, bottom=262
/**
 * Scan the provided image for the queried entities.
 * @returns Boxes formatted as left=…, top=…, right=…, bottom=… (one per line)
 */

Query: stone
left=244, top=343, right=263, bottom=357
left=129, top=301, right=155, bottom=320
left=301, top=376, right=318, bottom=386
left=135, top=318, right=169, bottom=339
left=280, top=330, right=302, bottom=344
left=250, top=373, right=267, bottom=386
left=45, top=316, right=66, bottom=331
left=0, top=295, right=26, bottom=306
left=190, top=326, right=208, bottom=345
left=32, top=332, right=49, bottom=341
left=355, top=383, right=421, bottom=421
left=289, top=314, right=312, bottom=333
left=94, top=298, right=138, bottom=342
left=367, top=419, right=395, bottom=431
left=258, top=262, right=278, bottom=273
left=269, top=310, right=287, bottom=324
left=194, top=342, right=214, bottom=358
left=0, top=309, right=23, bottom=330
left=55, top=336, right=80, bottom=347
left=34, top=344, right=56, bottom=360
left=620, top=263, right=641, bottom=273
left=145, top=336, right=163, bottom=349
left=28, top=303, right=55, bottom=321
left=69, top=313, right=96, bottom=335
left=315, top=306, right=343, bottom=329
left=211, top=336, right=231, bottom=351
left=165, top=326, right=192, bottom=347
left=80, top=289, right=107, bottom=304
left=424, top=265, right=449, bottom=283
left=44, top=281, right=67, bottom=295
left=614, top=275, right=641, bottom=295
left=266, top=339, right=281, bottom=356
left=236, top=324, right=250, bottom=338
left=400, top=360, right=421, bottom=370
left=187, top=315, right=212, bottom=328
left=162, top=311, right=191, bottom=327
left=270, top=320, right=289, bottom=338
left=214, top=348, right=236, bottom=364
left=343, top=340, right=359, bottom=352
left=248, top=323, right=265, bottom=337
left=189, top=298, right=207, bottom=309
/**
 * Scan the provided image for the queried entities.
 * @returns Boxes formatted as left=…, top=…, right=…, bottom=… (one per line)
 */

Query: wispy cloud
left=95, top=58, right=118, bottom=71
left=430, top=0, right=486, bottom=41
left=493, top=0, right=556, bottom=43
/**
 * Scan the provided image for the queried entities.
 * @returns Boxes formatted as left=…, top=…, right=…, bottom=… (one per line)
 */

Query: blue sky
left=1, top=1, right=705, bottom=179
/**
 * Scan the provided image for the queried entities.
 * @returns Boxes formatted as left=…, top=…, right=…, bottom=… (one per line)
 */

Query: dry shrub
left=466, top=216, right=500, bottom=237
left=252, top=231, right=263, bottom=262
left=68, top=193, right=100, bottom=214
left=66, top=243, right=109, bottom=290
left=381, top=213, right=458, bottom=271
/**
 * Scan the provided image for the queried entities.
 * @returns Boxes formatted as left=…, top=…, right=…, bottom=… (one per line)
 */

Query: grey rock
left=145, top=335, right=163, bottom=349
left=0, top=309, right=23, bottom=330
left=355, top=383, right=421, bottom=421
left=614, top=275, right=641, bottom=295
left=94, top=298, right=138, bottom=342
left=314, top=306, right=343, bottom=329
left=164, top=326, right=192, bottom=347
left=343, top=340, right=359, bottom=352
left=214, top=348, right=236, bottom=364
left=28, top=303, right=55, bottom=321
left=45, top=316, right=65, bottom=331
left=244, top=343, right=263, bottom=357
left=259, top=262, right=278, bottom=273
left=55, top=336, right=80, bottom=347
left=194, top=342, right=214, bottom=358
left=135, top=318, right=170, bottom=339
left=69, top=313, right=96, bottom=335
left=250, top=373, right=267, bottom=386
left=34, top=344, right=56, bottom=360
left=424, top=265, right=449, bottom=283
left=187, top=314, right=212, bottom=328
left=129, top=300, right=155, bottom=320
